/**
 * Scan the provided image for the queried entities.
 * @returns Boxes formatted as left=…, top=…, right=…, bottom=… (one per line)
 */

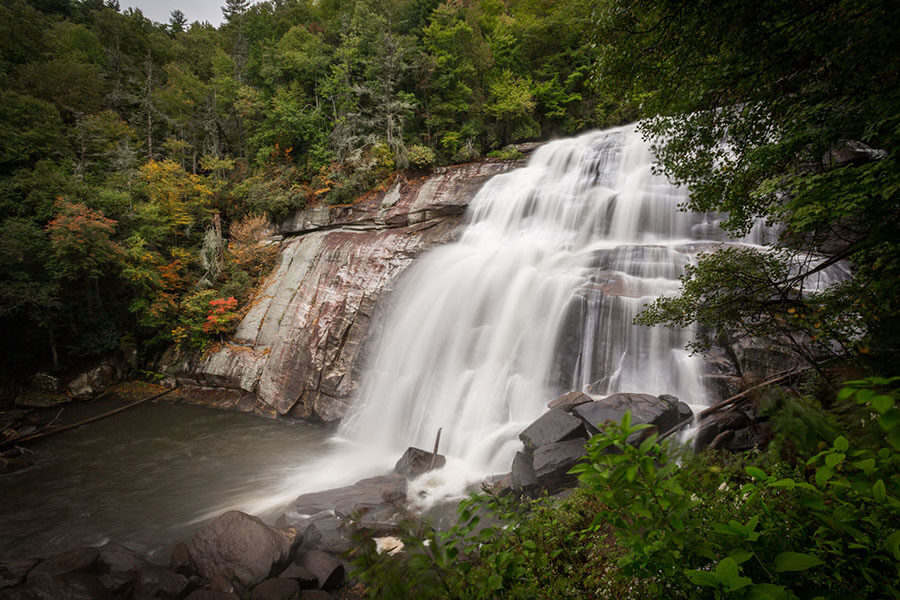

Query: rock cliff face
left=164, top=162, right=517, bottom=422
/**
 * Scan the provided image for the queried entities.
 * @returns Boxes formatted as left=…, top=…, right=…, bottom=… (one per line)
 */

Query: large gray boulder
left=519, top=408, right=586, bottom=453
left=394, top=447, right=446, bottom=477
left=532, top=439, right=587, bottom=494
left=546, top=391, right=592, bottom=412
left=295, top=475, right=406, bottom=516
left=510, top=451, right=536, bottom=493
left=67, top=356, right=126, bottom=401
left=189, top=511, right=294, bottom=589
left=573, top=393, right=681, bottom=436
left=294, top=550, right=344, bottom=591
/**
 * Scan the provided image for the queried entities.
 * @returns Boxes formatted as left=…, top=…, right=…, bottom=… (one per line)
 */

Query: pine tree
left=168, top=10, right=187, bottom=34
left=222, top=0, right=250, bottom=23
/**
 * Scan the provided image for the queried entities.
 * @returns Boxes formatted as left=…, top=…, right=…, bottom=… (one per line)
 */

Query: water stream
left=333, top=124, right=760, bottom=500
left=0, top=403, right=333, bottom=560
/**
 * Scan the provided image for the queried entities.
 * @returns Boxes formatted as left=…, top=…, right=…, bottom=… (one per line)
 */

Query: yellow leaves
left=139, top=159, right=212, bottom=230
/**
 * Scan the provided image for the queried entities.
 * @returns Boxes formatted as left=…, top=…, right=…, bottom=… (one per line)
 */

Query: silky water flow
left=324, top=124, right=760, bottom=505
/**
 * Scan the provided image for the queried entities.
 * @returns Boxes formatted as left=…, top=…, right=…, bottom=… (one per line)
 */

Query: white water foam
left=265, top=125, right=764, bottom=508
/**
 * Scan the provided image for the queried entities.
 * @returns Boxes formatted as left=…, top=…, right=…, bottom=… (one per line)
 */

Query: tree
left=222, top=0, right=250, bottom=23
left=0, top=218, right=62, bottom=369
left=0, top=91, right=70, bottom=173
left=594, top=0, right=900, bottom=371
left=46, top=199, right=122, bottom=282
left=169, top=10, right=187, bottom=34
left=486, top=69, right=536, bottom=145
left=421, top=3, right=490, bottom=159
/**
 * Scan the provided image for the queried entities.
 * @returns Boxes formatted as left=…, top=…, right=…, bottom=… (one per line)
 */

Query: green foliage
left=592, top=0, right=900, bottom=371
left=354, top=382, right=900, bottom=599
left=486, top=146, right=524, bottom=161
left=407, top=144, right=436, bottom=171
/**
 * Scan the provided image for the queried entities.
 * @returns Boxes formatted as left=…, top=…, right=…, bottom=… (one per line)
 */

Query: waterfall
left=338, top=124, right=740, bottom=479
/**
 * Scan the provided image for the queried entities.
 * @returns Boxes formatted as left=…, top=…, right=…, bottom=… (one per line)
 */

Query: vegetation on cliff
left=0, top=0, right=611, bottom=381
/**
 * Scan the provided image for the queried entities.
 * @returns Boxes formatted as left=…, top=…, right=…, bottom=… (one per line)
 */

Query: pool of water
left=0, top=402, right=338, bottom=561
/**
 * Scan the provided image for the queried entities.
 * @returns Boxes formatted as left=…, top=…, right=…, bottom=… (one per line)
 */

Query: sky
left=119, top=1, right=236, bottom=27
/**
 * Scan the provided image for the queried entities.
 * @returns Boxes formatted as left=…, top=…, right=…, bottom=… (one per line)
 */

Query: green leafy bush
left=407, top=144, right=437, bottom=171
left=353, top=379, right=900, bottom=600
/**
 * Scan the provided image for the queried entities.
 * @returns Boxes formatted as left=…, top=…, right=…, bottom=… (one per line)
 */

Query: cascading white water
left=338, top=124, right=747, bottom=484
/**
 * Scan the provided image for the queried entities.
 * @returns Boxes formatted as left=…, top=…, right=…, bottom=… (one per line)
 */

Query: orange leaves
left=46, top=199, right=122, bottom=280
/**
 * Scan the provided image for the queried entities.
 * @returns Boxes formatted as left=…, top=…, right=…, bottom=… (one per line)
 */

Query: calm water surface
left=0, top=403, right=335, bottom=560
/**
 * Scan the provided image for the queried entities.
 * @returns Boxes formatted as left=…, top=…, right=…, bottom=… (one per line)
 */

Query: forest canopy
left=0, top=0, right=615, bottom=379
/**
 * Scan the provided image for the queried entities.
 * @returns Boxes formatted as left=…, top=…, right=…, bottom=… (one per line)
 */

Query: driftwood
left=658, top=368, right=811, bottom=442
left=429, top=427, right=443, bottom=470
left=0, top=386, right=180, bottom=449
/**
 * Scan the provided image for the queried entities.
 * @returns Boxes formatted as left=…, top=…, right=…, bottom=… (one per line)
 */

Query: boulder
left=67, top=356, right=126, bottom=401
left=519, top=408, right=586, bottom=452
left=0, top=558, right=38, bottom=590
left=169, top=542, right=192, bottom=576
left=189, top=511, right=293, bottom=589
left=251, top=578, right=300, bottom=600
left=823, top=140, right=888, bottom=167
left=95, top=543, right=147, bottom=595
left=295, top=475, right=406, bottom=516
left=295, top=550, right=344, bottom=591
left=297, top=517, right=352, bottom=556
left=131, top=564, right=189, bottom=600
left=185, top=591, right=240, bottom=600
left=676, top=401, right=694, bottom=423
left=532, top=439, right=586, bottom=494
left=15, top=572, right=112, bottom=600
left=547, top=391, right=593, bottom=412
left=573, top=393, right=681, bottom=437
left=278, top=564, right=318, bottom=589
left=26, top=548, right=99, bottom=583
left=32, top=373, right=63, bottom=394
left=394, top=447, right=446, bottom=477
left=693, top=409, right=753, bottom=452
left=510, top=451, right=536, bottom=493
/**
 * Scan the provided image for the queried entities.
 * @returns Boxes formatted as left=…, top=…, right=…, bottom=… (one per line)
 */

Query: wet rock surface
left=189, top=511, right=295, bottom=589
left=574, top=392, right=683, bottom=436
left=519, top=408, right=586, bottom=452
left=394, top=446, right=446, bottom=477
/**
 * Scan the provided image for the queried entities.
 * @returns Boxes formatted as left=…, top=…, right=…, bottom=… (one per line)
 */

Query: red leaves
left=201, top=296, right=239, bottom=334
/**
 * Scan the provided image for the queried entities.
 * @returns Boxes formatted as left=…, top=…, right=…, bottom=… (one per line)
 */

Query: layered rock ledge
left=162, top=162, right=518, bottom=422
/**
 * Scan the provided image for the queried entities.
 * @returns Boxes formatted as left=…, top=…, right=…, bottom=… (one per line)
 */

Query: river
left=0, top=402, right=334, bottom=561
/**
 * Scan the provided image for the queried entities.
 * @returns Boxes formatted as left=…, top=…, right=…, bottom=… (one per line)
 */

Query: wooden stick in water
left=1, top=385, right=180, bottom=449
left=429, top=427, right=443, bottom=469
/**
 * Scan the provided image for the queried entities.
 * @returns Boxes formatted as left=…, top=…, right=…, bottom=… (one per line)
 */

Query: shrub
left=172, top=291, right=241, bottom=352
left=407, top=144, right=437, bottom=171
left=352, top=379, right=900, bottom=600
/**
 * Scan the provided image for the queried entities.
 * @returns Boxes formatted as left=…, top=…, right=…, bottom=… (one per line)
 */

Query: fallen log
left=658, top=368, right=811, bottom=442
left=0, top=385, right=180, bottom=449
